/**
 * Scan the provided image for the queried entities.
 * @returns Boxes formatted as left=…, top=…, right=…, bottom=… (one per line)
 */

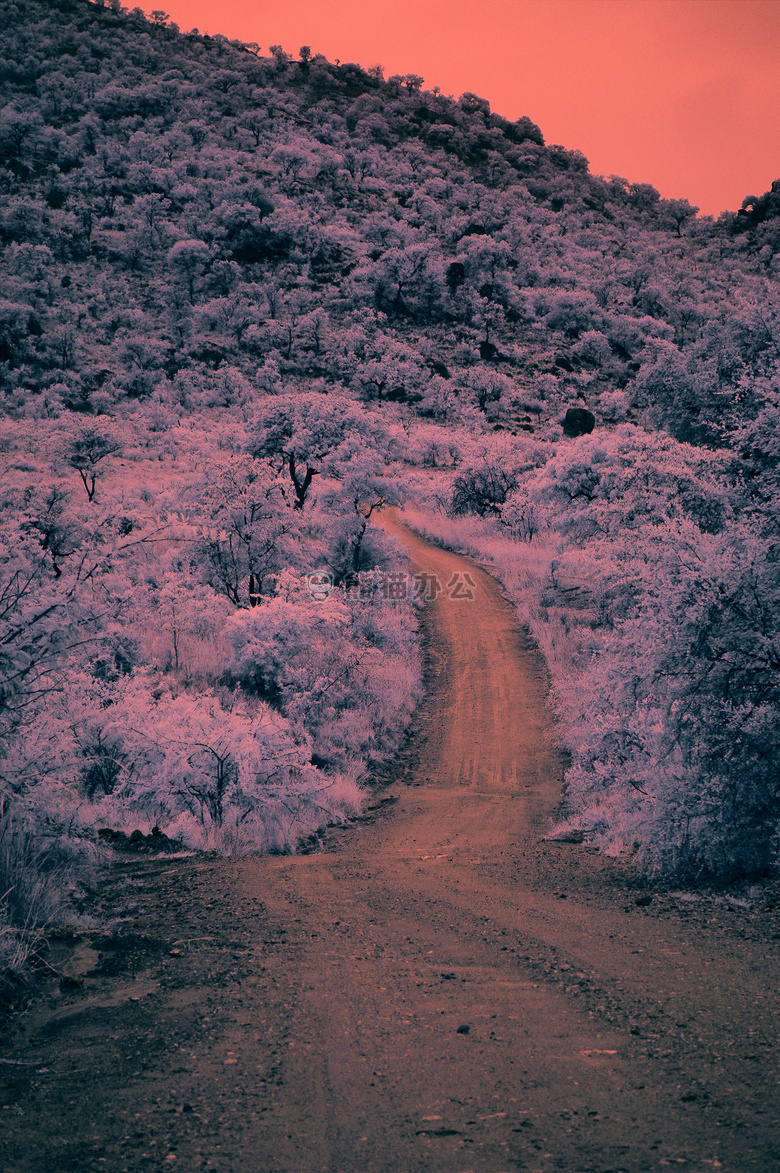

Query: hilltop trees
left=3, top=0, right=775, bottom=433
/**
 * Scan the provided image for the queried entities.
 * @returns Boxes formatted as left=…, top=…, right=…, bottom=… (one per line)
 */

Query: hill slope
left=1, top=0, right=778, bottom=438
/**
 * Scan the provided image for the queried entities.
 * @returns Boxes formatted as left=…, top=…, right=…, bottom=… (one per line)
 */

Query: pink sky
left=143, top=0, right=780, bottom=216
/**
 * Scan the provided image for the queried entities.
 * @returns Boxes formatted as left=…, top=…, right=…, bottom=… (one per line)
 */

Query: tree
left=249, top=393, right=386, bottom=511
left=61, top=421, right=123, bottom=502
left=18, top=484, right=82, bottom=578
left=459, top=92, right=490, bottom=116
left=188, top=456, right=297, bottom=605
left=451, top=435, right=544, bottom=517
left=400, top=74, right=424, bottom=93
left=100, top=684, right=315, bottom=834
left=0, top=299, right=39, bottom=368
left=225, top=571, right=420, bottom=771
left=167, top=239, right=211, bottom=304
left=0, top=499, right=119, bottom=749
left=317, top=438, right=403, bottom=580
left=658, top=197, right=699, bottom=237
left=523, top=425, right=729, bottom=542
left=566, top=522, right=780, bottom=879
left=370, top=244, right=441, bottom=317
left=269, top=45, right=291, bottom=66
left=0, top=110, right=43, bottom=166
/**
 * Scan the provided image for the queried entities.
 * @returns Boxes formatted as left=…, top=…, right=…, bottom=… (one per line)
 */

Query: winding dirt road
left=2, top=517, right=779, bottom=1173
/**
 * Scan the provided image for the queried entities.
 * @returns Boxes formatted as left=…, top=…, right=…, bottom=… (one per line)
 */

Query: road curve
left=3, top=516, right=778, bottom=1172
left=235, top=514, right=780, bottom=1172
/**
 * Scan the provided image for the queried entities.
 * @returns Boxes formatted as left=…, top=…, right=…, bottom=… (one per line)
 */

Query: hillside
left=1, top=0, right=780, bottom=1002
left=1, top=0, right=778, bottom=435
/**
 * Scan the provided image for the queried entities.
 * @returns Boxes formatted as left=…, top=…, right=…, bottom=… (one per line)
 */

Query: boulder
left=562, top=407, right=595, bottom=437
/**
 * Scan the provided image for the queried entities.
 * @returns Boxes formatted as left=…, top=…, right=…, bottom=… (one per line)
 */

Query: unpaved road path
left=2, top=517, right=779, bottom=1173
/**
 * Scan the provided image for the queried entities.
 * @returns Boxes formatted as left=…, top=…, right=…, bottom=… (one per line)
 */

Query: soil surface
left=2, top=516, right=779, bottom=1173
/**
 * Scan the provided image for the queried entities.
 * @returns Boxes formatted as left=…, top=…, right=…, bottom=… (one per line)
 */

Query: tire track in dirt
left=2, top=514, right=778, bottom=1173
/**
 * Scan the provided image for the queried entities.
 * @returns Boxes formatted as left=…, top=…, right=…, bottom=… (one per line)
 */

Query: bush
left=226, top=573, right=422, bottom=770
left=0, top=797, right=94, bottom=1006
left=450, top=435, right=546, bottom=517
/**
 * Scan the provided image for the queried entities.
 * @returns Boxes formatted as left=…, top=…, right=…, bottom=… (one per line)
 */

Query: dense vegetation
left=2, top=0, right=779, bottom=996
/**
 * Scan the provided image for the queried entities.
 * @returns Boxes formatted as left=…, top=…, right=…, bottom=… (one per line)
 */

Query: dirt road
left=2, top=517, right=779, bottom=1173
